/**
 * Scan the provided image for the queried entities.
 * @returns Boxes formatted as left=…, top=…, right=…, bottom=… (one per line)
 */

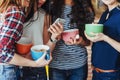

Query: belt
left=92, top=66, right=117, bottom=73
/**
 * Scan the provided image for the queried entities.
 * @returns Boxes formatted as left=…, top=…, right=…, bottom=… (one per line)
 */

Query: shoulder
left=4, top=6, right=25, bottom=20
left=5, top=6, right=25, bottom=18
left=7, top=6, right=23, bottom=13
left=38, top=8, right=46, bottom=15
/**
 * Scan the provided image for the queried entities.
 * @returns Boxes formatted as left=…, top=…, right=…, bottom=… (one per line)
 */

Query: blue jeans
left=49, top=64, right=88, bottom=80
left=21, top=67, right=47, bottom=80
left=92, top=70, right=120, bottom=80
left=0, top=65, right=17, bottom=80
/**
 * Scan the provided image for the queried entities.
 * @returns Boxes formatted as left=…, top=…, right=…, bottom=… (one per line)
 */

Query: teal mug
left=85, top=24, right=103, bottom=37
left=31, top=45, right=50, bottom=61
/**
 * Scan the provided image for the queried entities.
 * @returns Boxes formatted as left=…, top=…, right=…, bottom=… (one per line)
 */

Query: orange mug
left=16, top=37, right=33, bottom=55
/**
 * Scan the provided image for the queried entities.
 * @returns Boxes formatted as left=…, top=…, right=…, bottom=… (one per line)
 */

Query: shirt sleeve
left=0, top=6, right=25, bottom=63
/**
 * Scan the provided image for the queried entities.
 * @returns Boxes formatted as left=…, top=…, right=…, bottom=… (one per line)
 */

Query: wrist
left=50, top=37, right=58, bottom=43
left=103, top=35, right=109, bottom=42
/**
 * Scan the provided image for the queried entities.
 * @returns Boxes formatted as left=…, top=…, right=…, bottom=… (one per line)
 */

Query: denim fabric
left=0, top=65, right=17, bottom=80
left=21, top=67, right=47, bottom=80
left=92, top=70, right=120, bottom=80
left=49, top=64, right=88, bottom=80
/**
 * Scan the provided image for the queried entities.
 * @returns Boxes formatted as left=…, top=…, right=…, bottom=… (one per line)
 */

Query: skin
left=9, top=0, right=63, bottom=67
left=61, top=0, right=88, bottom=46
left=38, top=0, right=46, bottom=7
left=24, top=0, right=63, bottom=62
left=37, top=0, right=63, bottom=51
left=9, top=0, right=50, bottom=67
left=23, top=0, right=30, bottom=7
left=85, top=0, right=120, bottom=52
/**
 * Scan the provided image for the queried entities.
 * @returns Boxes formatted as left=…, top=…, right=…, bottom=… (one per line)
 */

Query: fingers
left=49, top=23, right=63, bottom=40
left=55, top=23, right=63, bottom=33
left=84, top=31, right=92, bottom=39
left=64, top=36, right=82, bottom=45
left=57, top=23, right=64, bottom=32
left=35, top=52, right=52, bottom=67
left=49, top=24, right=58, bottom=34
left=49, top=23, right=63, bottom=34
left=84, top=31, right=104, bottom=42
left=54, top=23, right=63, bottom=33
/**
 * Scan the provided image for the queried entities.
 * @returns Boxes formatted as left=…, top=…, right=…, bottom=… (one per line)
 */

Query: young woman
left=85, top=0, right=120, bottom=80
left=0, top=0, right=58, bottom=80
left=47, top=0, right=94, bottom=80
left=19, top=0, right=63, bottom=80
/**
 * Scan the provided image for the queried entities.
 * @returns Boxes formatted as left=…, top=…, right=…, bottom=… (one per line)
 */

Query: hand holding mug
left=35, top=52, right=52, bottom=67
left=64, top=35, right=82, bottom=45
left=61, top=29, right=80, bottom=45
left=84, top=32, right=106, bottom=42
left=30, top=45, right=52, bottom=67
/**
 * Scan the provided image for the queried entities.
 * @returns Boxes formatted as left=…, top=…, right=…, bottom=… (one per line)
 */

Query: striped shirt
left=50, top=5, right=88, bottom=70
left=0, top=6, right=25, bottom=63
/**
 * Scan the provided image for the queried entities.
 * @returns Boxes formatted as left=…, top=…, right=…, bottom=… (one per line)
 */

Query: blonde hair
left=0, top=0, right=33, bottom=13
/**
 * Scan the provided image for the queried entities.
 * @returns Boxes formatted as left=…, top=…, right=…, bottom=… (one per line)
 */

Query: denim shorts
left=49, top=64, right=88, bottom=80
left=0, top=65, right=17, bottom=80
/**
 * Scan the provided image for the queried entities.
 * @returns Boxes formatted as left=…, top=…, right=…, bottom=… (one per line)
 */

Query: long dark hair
left=118, top=0, right=120, bottom=2
left=25, top=0, right=49, bottom=22
left=50, top=0, right=94, bottom=41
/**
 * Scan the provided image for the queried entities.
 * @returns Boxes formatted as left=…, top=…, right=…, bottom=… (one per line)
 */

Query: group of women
left=0, top=0, right=120, bottom=80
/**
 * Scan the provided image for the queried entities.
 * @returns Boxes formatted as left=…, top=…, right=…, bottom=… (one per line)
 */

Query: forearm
left=104, top=35, right=120, bottom=52
left=9, top=53, right=38, bottom=67
left=46, top=40, right=56, bottom=52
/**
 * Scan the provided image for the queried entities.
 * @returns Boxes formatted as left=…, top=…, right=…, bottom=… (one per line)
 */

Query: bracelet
left=50, top=37, right=58, bottom=43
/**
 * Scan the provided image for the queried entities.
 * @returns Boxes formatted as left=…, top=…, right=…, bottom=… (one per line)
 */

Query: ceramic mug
left=61, top=29, right=79, bottom=42
left=31, top=45, right=50, bottom=61
left=16, top=37, right=32, bottom=55
left=85, top=24, right=103, bottom=37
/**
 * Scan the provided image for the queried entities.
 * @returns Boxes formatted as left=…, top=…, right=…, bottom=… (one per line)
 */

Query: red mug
left=61, top=29, right=79, bottom=42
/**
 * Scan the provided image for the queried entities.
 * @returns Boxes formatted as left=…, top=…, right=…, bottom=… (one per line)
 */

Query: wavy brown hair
left=49, top=0, right=94, bottom=42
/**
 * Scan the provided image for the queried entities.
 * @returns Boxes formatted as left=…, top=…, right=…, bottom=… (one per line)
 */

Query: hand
left=35, top=52, right=52, bottom=67
left=84, top=31, right=106, bottom=42
left=49, top=23, right=63, bottom=40
left=64, top=36, right=83, bottom=45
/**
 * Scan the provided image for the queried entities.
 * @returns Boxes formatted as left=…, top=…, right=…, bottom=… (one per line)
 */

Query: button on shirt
left=0, top=6, right=25, bottom=63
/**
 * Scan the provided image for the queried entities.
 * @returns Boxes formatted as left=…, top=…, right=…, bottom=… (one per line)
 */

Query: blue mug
left=31, top=45, right=50, bottom=61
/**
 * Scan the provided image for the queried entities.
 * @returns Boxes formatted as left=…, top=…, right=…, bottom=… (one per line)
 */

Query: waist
left=92, top=66, right=117, bottom=73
